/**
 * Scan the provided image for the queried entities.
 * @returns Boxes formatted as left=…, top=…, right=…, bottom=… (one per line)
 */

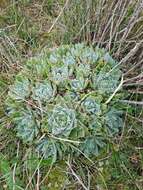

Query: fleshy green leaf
left=105, top=108, right=123, bottom=135
left=8, top=78, right=30, bottom=100
left=70, top=77, right=88, bottom=91
left=51, top=65, right=69, bottom=84
left=32, top=81, right=56, bottom=102
left=48, top=105, right=76, bottom=137
left=81, top=96, right=101, bottom=115
left=15, top=112, right=38, bottom=142
left=36, top=138, right=57, bottom=159
left=81, top=136, right=105, bottom=156
left=76, top=63, right=91, bottom=77
left=92, top=69, right=121, bottom=94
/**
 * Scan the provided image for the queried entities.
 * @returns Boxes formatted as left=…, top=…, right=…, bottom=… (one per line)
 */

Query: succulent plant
left=5, top=43, right=123, bottom=161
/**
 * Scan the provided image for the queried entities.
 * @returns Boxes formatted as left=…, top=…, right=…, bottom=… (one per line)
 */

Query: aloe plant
left=5, top=43, right=123, bottom=161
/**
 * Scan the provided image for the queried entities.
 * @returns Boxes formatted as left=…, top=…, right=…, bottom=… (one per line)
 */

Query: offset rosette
left=48, top=105, right=76, bottom=137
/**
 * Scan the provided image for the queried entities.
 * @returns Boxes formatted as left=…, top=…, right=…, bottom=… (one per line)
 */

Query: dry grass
left=0, top=0, right=143, bottom=189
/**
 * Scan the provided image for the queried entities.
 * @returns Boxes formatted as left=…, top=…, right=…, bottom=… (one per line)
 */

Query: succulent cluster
left=5, top=44, right=123, bottom=161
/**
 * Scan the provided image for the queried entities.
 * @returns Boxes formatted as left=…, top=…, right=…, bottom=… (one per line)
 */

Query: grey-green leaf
left=48, top=105, right=76, bottom=137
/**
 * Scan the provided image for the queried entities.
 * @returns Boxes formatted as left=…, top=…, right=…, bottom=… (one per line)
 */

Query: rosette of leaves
left=5, top=43, right=123, bottom=161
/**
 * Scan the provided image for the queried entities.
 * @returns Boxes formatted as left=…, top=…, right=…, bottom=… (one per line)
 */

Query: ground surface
left=0, top=0, right=143, bottom=189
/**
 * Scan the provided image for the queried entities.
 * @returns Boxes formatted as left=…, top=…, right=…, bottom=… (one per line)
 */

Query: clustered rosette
left=5, top=43, right=123, bottom=160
